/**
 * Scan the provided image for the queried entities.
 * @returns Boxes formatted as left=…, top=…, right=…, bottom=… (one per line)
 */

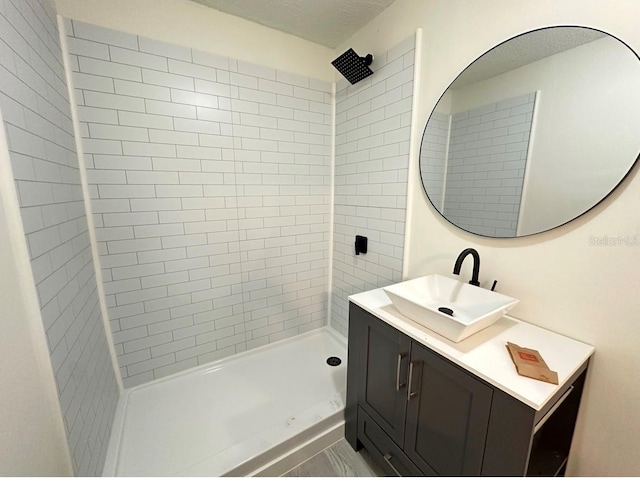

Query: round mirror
left=419, top=26, right=640, bottom=237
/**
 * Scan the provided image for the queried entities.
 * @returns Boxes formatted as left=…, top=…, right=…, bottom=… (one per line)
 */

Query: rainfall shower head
left=332, top=48, right=374, bottom=84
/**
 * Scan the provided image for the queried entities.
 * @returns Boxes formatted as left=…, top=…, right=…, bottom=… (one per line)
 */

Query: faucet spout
left=453, top=248, right=481, bottom=286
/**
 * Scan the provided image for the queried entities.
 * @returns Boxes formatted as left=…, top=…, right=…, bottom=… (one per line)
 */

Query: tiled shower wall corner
left=445, top=92, right=535, bottom=237
left=65, top=20, right=332, bottom=387
left=330, top=35, right=415, bottom=336
left=0, top=0, right=119, bottom=475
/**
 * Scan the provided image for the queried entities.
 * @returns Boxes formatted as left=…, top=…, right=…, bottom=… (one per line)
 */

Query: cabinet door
left=404, top=341, right=493, bottom=476
left=355, top=306, right=412, bottom=447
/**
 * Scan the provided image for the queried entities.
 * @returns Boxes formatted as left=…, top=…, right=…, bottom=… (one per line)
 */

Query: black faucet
left=453, top=248, right=480, bottom=286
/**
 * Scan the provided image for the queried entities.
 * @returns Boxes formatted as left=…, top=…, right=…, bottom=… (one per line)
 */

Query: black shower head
left=332, top=48, right=374, bottom=85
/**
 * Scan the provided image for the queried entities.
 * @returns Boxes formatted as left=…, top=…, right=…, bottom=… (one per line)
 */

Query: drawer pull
left=396, top=352, right=408, bottom=391
left=383, top=453, right=402, bottom=476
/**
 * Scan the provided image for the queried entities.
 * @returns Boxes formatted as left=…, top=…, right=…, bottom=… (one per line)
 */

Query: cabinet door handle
left=383, top=453, right=402, bottom=476
left=396, top=352, right=408, bottom=391
left=407, top=361, right=419, bottom=401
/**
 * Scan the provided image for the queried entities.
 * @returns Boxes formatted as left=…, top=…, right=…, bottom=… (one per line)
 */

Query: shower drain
left=326, top=356, right=342, bottom=366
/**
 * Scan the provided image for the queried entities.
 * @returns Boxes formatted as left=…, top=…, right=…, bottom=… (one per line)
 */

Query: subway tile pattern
left=419, top=110, right=449, bottom=211
left=0, top=0, right=119, bottom=475
left=445, top=93, right=535, bottom=236
left=66, top=20, right=332, bottom=387
left=330, top=36, right=415, bottom=336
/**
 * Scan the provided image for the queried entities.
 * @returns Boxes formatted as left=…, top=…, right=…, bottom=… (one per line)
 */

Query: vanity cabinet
left=345, top=302, right=589, bottom=477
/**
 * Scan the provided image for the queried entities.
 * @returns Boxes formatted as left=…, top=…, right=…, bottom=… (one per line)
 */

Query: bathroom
left=0, top=0, right=638, bottom=476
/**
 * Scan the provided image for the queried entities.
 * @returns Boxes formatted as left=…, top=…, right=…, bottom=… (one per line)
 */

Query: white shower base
left=103, top=328, right=347, bottom=477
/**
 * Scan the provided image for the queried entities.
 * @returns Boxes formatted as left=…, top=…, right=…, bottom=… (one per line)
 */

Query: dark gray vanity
left=345, top=292, right=593, bottom=476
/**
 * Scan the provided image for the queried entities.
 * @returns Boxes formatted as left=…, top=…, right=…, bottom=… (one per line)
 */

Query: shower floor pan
left=103, top=328, right=347, bottom=476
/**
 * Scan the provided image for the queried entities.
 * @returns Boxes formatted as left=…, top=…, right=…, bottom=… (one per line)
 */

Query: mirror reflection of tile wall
left=420, top=111, right=449, bottom=211
left=425, top=93, right=536, bottom=237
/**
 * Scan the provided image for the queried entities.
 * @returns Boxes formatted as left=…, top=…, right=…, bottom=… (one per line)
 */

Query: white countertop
left=349, top=288, right=594, bottom=411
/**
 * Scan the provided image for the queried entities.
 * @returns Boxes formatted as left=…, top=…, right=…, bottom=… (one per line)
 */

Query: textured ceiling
left=189, top=0, right=397, bottom=48
left=451, top=27, right=607, bottom=88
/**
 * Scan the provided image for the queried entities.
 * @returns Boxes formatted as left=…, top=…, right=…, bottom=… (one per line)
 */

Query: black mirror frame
left=419, top=25, right=640, bottom=238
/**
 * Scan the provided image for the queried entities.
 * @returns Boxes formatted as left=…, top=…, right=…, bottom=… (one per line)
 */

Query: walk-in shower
left=103, top=329, right=347, bottom=476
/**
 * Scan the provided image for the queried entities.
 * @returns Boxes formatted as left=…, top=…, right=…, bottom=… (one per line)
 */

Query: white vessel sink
left=383, top=274, right=519, bottom=342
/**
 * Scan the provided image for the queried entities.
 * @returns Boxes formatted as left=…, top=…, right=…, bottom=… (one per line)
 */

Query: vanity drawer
left=357, top=407, right=423, bottom=476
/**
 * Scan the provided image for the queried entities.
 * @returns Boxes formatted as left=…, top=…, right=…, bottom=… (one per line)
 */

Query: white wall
left=0, top=112, right=73, bottom=476
left=341, top=0, right=640, bottom=476
left=54, top=0, right=335, bottom=82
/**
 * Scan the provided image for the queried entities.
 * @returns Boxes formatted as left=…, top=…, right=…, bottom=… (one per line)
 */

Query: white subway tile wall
left=0, top=0, right=119, bottom=475
left=330, top=36, right=415, bottom=336
left=444, top=92, right=535, bottom=236
left=66, top=20, right=332, bottom=387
